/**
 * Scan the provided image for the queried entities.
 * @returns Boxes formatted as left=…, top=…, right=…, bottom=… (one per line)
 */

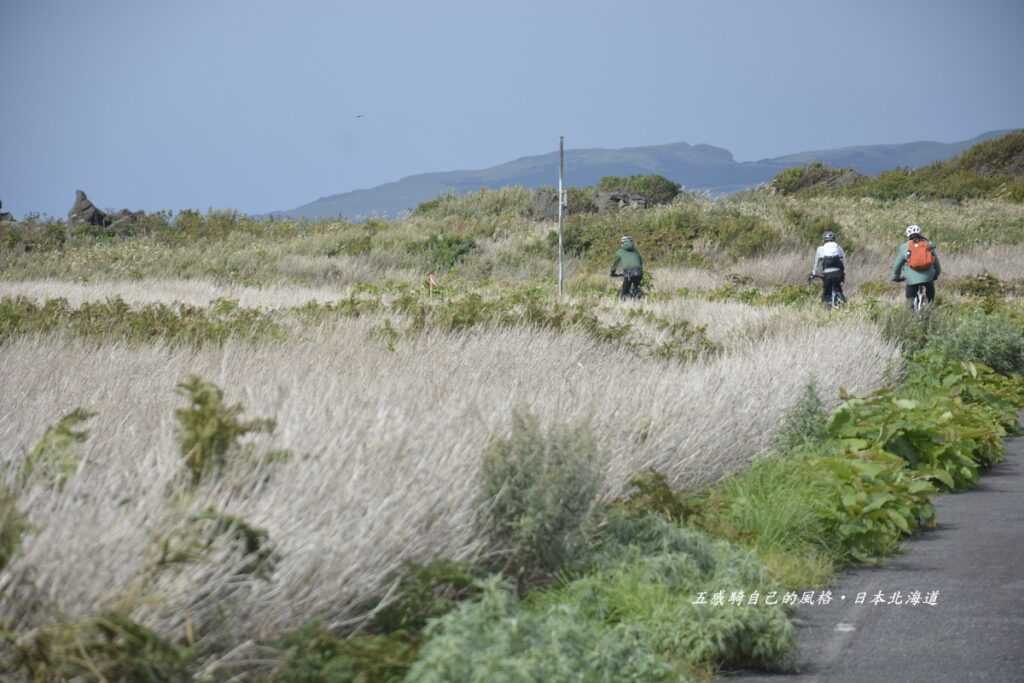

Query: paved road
left=723, top=427, right=1024, bottom=683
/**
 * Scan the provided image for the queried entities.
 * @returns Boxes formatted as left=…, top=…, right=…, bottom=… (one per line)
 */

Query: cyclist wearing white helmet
left=810, top=230, right=846, bottom=307
left=891, top=224, right=941, bottom=307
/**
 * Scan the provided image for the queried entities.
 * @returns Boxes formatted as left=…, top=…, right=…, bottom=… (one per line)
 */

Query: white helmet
left=905, top=224, right=922, bottom=238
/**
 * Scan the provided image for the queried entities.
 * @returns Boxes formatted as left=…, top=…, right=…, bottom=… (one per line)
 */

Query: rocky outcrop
left=67, top=190, right=144, bottom=233
left=595, top=191, right=647, bottom=212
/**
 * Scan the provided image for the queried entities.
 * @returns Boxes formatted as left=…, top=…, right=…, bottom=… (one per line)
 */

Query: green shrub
left=406, top=234, right=477, bottom=271
left=904, top=350, right=1024, bottom=433
left=926, top=305, right=1024, bottom=375
left=809, top=449, right=936, bottom=563
left=0, top=484, right=28, bottom=572
left=407, top=577, right=681, bottom=683
left=826, top=390, right=999, bottom=491
left=611, top=469, right=704, bottom=524
left=586, top=509, right=717, bottom=574
left=537, top=512, right=796, bottom=674
left=479, top=409, right=604, bottom=578
left=9, top=613, right=192, bottom=683
left=566, top=186, right=599, bottom=214
left=783, top=207, right=845, bottom=247
left=597, top=175, right=682, bottom=205
left=703, top=208, right=781, bottom=258
left=326, top=234, right=372, bottom=257
left=19, top=408, right=95, bottom=491
left=0, top=296, right=285, bottom=347
left=270, top=621, right=419, bottom=683
left=546, top=221, right=593, bottom=257
left=371, top=560, right=484, bottom=632
left=174, top=376, right=277, bottom=485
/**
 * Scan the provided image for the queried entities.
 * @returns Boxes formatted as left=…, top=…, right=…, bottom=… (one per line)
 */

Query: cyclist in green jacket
left=891, top=224, right=941, bottom=307
left=610, top=235, right=644, bottom=299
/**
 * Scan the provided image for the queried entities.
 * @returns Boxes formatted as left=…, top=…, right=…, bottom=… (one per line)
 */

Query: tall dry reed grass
left=1, top=316, right=899, bottom=641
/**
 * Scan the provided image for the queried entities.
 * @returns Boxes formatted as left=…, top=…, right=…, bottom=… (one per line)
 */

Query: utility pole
left=557, top=135, right=565, bottom=298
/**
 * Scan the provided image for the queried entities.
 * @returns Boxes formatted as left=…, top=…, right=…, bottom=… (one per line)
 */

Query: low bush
left=406, top=234, right=477, bottom=271
left=826, top=386, right=1003, bottom=492
left=537, top=511, right=796, bottom=675
left=771, top=162, right=860, bottom=196
left=810, top=449, right=937, bottom=563
left=407, top=577, right=681, bottom=683
left=270, top=621, right=419, bottom=683
left=926, top=305, right=1024, bottom=375
left=478, top=409, right=604, bottom=580
left=0, top=296, right=285, bottom=347
left=904, top=350, right=1024, bottom=433
left=371, top=560, right=484, bottom=633
left=8, top=613, right=192, bottom=683
left=783, top=207, right=845, bottom=247
left=612, top=469, right=704, bottom=524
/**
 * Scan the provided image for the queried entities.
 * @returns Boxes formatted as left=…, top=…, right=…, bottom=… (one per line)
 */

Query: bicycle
left=808, top=273, right=846, bottom=310
left=611, top=270, right=644, bottom=300
left=897, top=278, right=931, bottom=313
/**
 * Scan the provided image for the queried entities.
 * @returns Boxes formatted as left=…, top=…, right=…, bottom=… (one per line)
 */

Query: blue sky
left=1, top=0, right=1021, bottom=216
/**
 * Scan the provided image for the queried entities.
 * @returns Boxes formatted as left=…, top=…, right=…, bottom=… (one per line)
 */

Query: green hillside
left=773, top=131, right=1024, bottom=202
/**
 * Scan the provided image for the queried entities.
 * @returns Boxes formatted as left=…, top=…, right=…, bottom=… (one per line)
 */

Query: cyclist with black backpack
left=810, top=230, right=846, bottom=308
left=891, top=224, right=941, bottom=310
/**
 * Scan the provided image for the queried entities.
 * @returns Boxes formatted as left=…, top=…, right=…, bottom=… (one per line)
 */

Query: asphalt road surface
left=724, top=425, right=1024, bottom=683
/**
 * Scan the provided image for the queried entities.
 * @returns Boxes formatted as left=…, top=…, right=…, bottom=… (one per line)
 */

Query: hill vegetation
left=772, top=130, right=1024, bottom=203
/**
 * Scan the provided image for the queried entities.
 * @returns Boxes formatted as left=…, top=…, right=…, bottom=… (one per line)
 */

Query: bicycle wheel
left=912, top=285, right=926, bottom=312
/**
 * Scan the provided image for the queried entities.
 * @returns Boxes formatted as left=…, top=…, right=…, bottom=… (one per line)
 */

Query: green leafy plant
left=20, top=408, right=95, bottom=490
left=810, top=449, right=936, bottom=564
left=174, top=376, right=276, bottom=485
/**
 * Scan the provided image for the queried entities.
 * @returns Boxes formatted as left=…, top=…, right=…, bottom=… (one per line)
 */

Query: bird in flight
left=355, top=114, right=365, bottom=118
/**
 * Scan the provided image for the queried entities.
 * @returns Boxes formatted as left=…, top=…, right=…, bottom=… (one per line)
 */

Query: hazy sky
left=1, top=0, right=1021, bottom=216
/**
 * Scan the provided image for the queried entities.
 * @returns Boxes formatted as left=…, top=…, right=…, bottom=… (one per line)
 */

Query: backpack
left=821, top=254, right=844, bottom=271
left=906, top=239, right=935, bottom=271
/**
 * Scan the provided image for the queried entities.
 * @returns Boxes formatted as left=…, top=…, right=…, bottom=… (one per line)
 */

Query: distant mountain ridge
left=278, top=130, right=1014, bottom=219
